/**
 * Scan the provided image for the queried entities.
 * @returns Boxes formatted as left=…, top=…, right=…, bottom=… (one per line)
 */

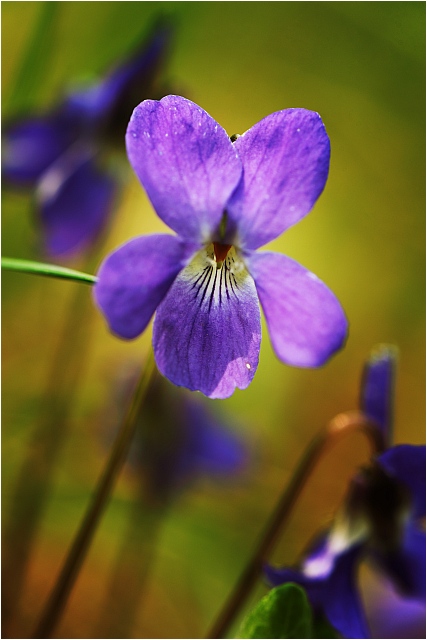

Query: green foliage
left=238, top=584, right=312, bottom=639
left=238, top=584, right=339, bottom=639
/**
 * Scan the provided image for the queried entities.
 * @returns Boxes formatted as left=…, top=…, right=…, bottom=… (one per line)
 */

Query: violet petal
left=153, top=246, right=261, bottom=398
left=126, top=95, right=242, bottom=243
left=247, top=251, right=347, bottom=367
left=361, top=345, right=397, bottom=448
left=2, top=111, right=79, bottom=186
left=94, top=234, right=197, bottom=339
left=36, top=145, right=117, bottom=257
left=227, top=108, right=330, bottom=250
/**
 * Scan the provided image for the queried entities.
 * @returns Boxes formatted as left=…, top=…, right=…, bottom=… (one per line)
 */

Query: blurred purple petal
left=181, top=399, right=246, bottom=475
left=361, top=345, right=397, bottom=447
left=65, top=20, right=173, bottom=133
left=37, top=146, right=116, bottom=257
left=227, top=108, right=330, bottom=250
left=372, top=522, right=426, bottom=601
left=126, top=95, right=242, bottom=242
left=121, top=375, right=247, bottom=500
left=247, top=251, right=347, bottom=367
left=377, top=445, right=426, bottom=519
left=366, top=572, right=426, bottom=639
left=153, top=246, right=261, bottom=398
left=2, top=111, right=79, bottom=185
left=266, top=538, right=370, bottom=639
left=94, top=234, right=197, bottom=339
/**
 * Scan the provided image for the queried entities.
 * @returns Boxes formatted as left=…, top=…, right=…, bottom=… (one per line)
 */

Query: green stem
left=206, top=410, right=383, bottom=639
left=32, top=351, right=156, bottom=639
left=2, top=257, right=97, bottom=285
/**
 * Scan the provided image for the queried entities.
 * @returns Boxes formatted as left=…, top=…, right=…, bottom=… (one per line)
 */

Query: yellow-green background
left=2, top=2, right=425, bottom=638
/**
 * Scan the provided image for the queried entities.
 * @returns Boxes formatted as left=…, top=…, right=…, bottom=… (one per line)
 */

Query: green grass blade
left=2, top=257, right=97, bottom=285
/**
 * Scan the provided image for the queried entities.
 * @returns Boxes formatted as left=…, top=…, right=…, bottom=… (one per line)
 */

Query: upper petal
left=152, top=245, right=261, bottom=399
left=37, top=145, right=117, bottom=257
left=94, top=234, right=198, bottom=339
left=126, top=95, right=242, bottom=242
left=226, top=108, right=330, bottom=250
left=360, top=345, right=398, bottom=449
left=2, top=110, right=79, bottom=186
left=247, top=251, right=347, bottom=367
left=377, top=445, right=426, bottom=519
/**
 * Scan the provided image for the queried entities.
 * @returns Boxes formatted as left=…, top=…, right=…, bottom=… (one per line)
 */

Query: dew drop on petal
left=246, top=363, right=251, bottom=370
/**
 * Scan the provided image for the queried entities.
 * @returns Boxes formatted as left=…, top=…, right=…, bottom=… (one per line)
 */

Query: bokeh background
left=2, top=2, right=425, bottom=638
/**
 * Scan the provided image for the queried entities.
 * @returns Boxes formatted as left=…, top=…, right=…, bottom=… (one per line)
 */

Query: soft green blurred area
left=2, top=2, right=425, bottom=638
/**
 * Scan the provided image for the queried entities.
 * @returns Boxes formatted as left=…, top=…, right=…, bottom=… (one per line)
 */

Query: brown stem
left=32, top=351, right=156, bottom=639
left=206, top=410, right=382, bottom=639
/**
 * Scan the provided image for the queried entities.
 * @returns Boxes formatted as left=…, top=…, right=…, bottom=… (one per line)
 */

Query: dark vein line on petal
left=194, top=267, right=212, bottom=301
left=191, top=265, right=210, bottom=289
left=198, top=266, right=214, bottom=307
left=227, top=268, right=240, bottom=300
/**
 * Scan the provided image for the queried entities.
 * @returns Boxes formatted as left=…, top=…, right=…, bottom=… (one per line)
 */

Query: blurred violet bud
left=2, top=18, right=174, bottom=258
left=100, top=367, right=248, bottom=504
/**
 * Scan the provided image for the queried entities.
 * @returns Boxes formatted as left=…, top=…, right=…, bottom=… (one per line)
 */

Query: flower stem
left=2, top=257, right=97, bottom=285
left=32, top=351, right=156, bottom=639
left=206, top=410, right=383, bottom=639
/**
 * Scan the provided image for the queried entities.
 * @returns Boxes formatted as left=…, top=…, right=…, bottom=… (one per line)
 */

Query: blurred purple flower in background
left=95, top=95, right=347, bottom=399
left=102, top=368, right=247, bottom=503
left=2, top=19, right=173, bottom=257
left=265, top=346, right=426, bottom=638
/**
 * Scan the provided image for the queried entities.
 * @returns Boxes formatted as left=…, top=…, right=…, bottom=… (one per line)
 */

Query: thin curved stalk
left=33, top=352, right=156, bottom=639
left=206, top=410, right=383, bottom=639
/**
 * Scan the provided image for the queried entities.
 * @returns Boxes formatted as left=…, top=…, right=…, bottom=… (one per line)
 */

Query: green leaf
left=6, top=1, right=60, bottom=114
left=1, top=257, right=97, bottom=285
left=238, top=584, right=313, bottom=639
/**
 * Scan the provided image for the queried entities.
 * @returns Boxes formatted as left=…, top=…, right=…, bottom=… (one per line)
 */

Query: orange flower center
left=213, top=242, right=232, bottom=267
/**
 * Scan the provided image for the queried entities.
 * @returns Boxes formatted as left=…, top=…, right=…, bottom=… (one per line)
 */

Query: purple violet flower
left=265, top=346, right=426, bottom=639
left=94, top=95, right=348, bottom=398
left=102, top=369, right=246, bottom=503
left=2, top=20, right=173, bottom=257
